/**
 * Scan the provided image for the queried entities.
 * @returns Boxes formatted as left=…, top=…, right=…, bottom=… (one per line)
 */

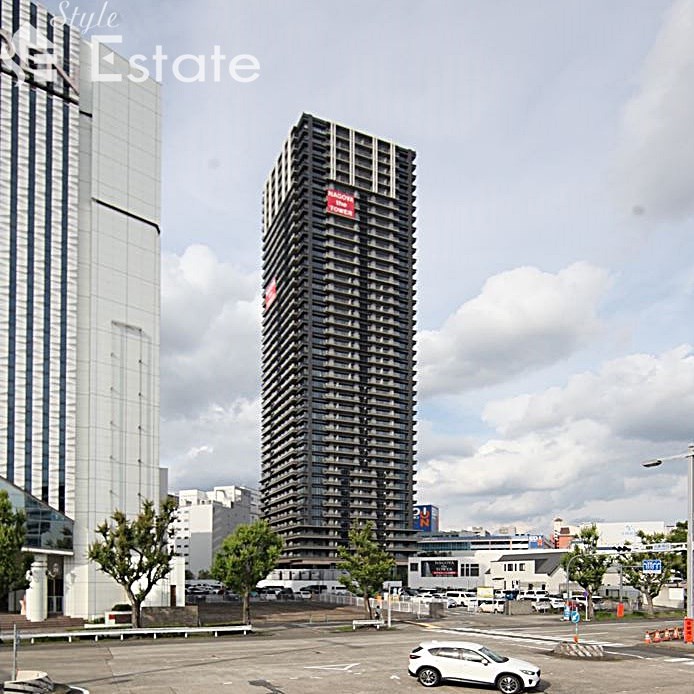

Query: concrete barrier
left=552, top=642, right=605, bottom=658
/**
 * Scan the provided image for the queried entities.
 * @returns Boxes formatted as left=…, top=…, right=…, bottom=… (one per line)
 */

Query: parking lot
left=2, top=613, right=693, bottom=693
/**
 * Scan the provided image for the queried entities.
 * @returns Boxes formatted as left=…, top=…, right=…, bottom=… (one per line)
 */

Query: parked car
left=571, top=596, right=605, bottom=610
left=478, top=599, right=505, bottom=614
left=408, top=640, right=541, bottom=692
left=531, top=598, right=552, bottom=613
left=446, top=590, right=476, bottom=603
left=298, top=588, right=312, bottom=599
left=518, top=590, right=548, bottom=601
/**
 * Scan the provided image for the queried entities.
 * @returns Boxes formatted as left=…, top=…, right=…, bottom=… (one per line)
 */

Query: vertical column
left=25, top=556, right=48, bottom=622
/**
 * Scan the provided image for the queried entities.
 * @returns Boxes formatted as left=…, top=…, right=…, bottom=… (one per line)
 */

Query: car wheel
left=417, top=666, right=441, bottom=687
left=497, top=673, right=523, bottom=693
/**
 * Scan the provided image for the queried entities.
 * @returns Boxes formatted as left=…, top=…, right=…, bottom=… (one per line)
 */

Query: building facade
left=173, top=486, right=259, bottom=576
left=416, top=531, right=549, bottom=555
left=0, top=0, right=167, bottom=619
left=261, top=114, right=417, bottom=567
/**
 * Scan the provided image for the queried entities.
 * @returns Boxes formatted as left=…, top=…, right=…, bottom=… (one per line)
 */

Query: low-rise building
left=173, top=486, right=258, bottom=576
left=489, top=551, right=568, bottom=593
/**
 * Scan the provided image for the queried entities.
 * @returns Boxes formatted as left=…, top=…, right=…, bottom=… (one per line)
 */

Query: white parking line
left=303, top=662, right=360, bottom=671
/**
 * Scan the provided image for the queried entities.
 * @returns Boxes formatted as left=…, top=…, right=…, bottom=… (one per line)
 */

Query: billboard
left=421, top=560, right=458, bottom=578
left=326, top=189, right=355, bottom=218
left=413, top=505, right=439, bottom=532
left=528, top=534, right=545, bottom=549
left=264, top=278, right=277, bottom=309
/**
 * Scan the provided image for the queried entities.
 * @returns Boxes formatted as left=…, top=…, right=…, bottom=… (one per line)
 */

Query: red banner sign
left=326, top=189, right=355, bottom=218
left=265, top=278, right=277, bottom=309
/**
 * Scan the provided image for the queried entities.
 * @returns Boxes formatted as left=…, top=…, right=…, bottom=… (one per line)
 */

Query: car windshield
left=478, top=646, right=508, bottom=663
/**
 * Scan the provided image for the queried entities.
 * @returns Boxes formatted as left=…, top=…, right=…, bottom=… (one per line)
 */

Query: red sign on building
left=326, top=189, right=355, bottom=218
left=265, top=278, right=277, bottom=309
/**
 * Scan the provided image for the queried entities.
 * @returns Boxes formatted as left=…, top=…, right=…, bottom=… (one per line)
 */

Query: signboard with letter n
left=326, top=189, right=355, bottom=218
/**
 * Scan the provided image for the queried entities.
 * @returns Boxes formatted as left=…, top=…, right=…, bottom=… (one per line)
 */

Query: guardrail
left=317, top=592, right=430, bottom=617
left=3, top=624, right=252, bottom=645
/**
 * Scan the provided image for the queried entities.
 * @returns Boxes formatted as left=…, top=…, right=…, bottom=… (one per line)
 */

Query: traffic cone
left=644, top=631, right=652, bottom=644
left=662, top=628, right=671, bottom=641
left=673, top=627, right=681, bottom=640
left=653, top=630, right=661, bottom=643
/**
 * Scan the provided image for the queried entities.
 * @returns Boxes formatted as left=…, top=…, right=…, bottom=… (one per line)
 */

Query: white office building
left=0, top=0, right=175, bottom=620
left=174, top=486, right=259, bottom=576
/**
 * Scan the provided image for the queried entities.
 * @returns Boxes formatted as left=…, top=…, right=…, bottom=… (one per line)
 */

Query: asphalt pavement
left=1, top=611, right=692, bottom=693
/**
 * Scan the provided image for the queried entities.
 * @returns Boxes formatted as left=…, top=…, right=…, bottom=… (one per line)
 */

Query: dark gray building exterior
left=261, top=114, right=418, bottom=568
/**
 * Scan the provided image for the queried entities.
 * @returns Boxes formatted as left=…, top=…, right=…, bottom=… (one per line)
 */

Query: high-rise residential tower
left=0, top=0, right=172, bottom=620
left=261, top=114, right=417, bottom=568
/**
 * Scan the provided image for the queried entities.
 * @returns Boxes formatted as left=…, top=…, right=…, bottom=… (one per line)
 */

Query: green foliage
left=88, top=497, right=177, bottom=627
left=211, top=520, right=283, bottom=624
left=337, top=521, right=395, bottom=618
left=0, top=490, right=31, bottom=607
left=668, top=521, right=687, bottom=581
left=197, top=569, right=212, bottom=580
left=561, top=524, right=610, bottom=619
left=617, top=530, right=681, bottom=617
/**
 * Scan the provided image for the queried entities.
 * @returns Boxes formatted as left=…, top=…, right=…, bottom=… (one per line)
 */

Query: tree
left=668, top=521, right=687, bottom=582
left=88, top=498, right=177, bottom=627
left=0, top=490, right=32, bottom=611
left=561, top=524, right=610, bottom=620
left=337, top=521, right=395, bottom=619
left=211, top=520, right=283, bottom=625
left=616, top=530, right=678, bottom=617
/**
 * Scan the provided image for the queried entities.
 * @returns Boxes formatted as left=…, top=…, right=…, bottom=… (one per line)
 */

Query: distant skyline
left=42, top=0, right=694, bottom=532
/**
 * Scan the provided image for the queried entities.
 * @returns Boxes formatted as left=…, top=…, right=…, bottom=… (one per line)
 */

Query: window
left=430, top=647, right=460, bottom=660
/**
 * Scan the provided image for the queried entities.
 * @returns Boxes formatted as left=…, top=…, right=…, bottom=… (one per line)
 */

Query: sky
left=47, top=0, right=694, bottom=533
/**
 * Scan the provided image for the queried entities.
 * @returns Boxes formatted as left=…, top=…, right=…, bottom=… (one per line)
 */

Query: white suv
left=518, top=590, right=548, bottom=601
left=408, top=640, right=541, bottom=692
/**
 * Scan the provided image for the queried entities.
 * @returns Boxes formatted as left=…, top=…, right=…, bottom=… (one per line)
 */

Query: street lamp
left=564, top=554, right=580, bottom=605
left=641, top=443, right=694, bottom=620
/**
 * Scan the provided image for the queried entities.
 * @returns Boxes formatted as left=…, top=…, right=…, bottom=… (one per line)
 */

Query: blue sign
left=413, top=505, right=439, bottom=532
left=570, top=610, right=581, bottom=624
left=642, top=559, right=662, bottom=575
left=563, top=606, right=571, bottom=621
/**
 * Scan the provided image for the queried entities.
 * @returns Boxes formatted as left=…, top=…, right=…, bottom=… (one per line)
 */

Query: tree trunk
left=644, top=593, right=655, bottom=618
left=242, top=592, right=251, bottom=625
left=586, top=592, right=594, bottom=621
left=364, top=593, right=372, bottom=619
left=127, top=591, right=142, bottom=628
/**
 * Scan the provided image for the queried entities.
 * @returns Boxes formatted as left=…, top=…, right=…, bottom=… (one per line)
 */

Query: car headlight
left=520, top=669, right=536, bottom=675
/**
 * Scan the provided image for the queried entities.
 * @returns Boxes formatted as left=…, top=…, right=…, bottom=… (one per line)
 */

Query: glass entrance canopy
left=0, top=476, right=73, bottom=552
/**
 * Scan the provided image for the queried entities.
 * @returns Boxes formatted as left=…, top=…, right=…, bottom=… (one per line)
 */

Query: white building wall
left=174, top=486, right=258, bottom=576
left=66, top=40, right=162, bottom=619
left=589, top=521, right=668, bottom=547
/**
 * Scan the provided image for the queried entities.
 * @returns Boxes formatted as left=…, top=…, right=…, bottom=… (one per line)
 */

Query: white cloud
left=160, top=245, right=262, bottom=491
left=417, top=262, right=611, bottom=397
left=161, top=244, right=261, bottom=418
left=614, top=0, right=694, bottom=221
left=162, top=397, right=261, bottom=493
left=484, top=345, right=694, bottom=440
left=417, top=347, right=694, bottom=531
